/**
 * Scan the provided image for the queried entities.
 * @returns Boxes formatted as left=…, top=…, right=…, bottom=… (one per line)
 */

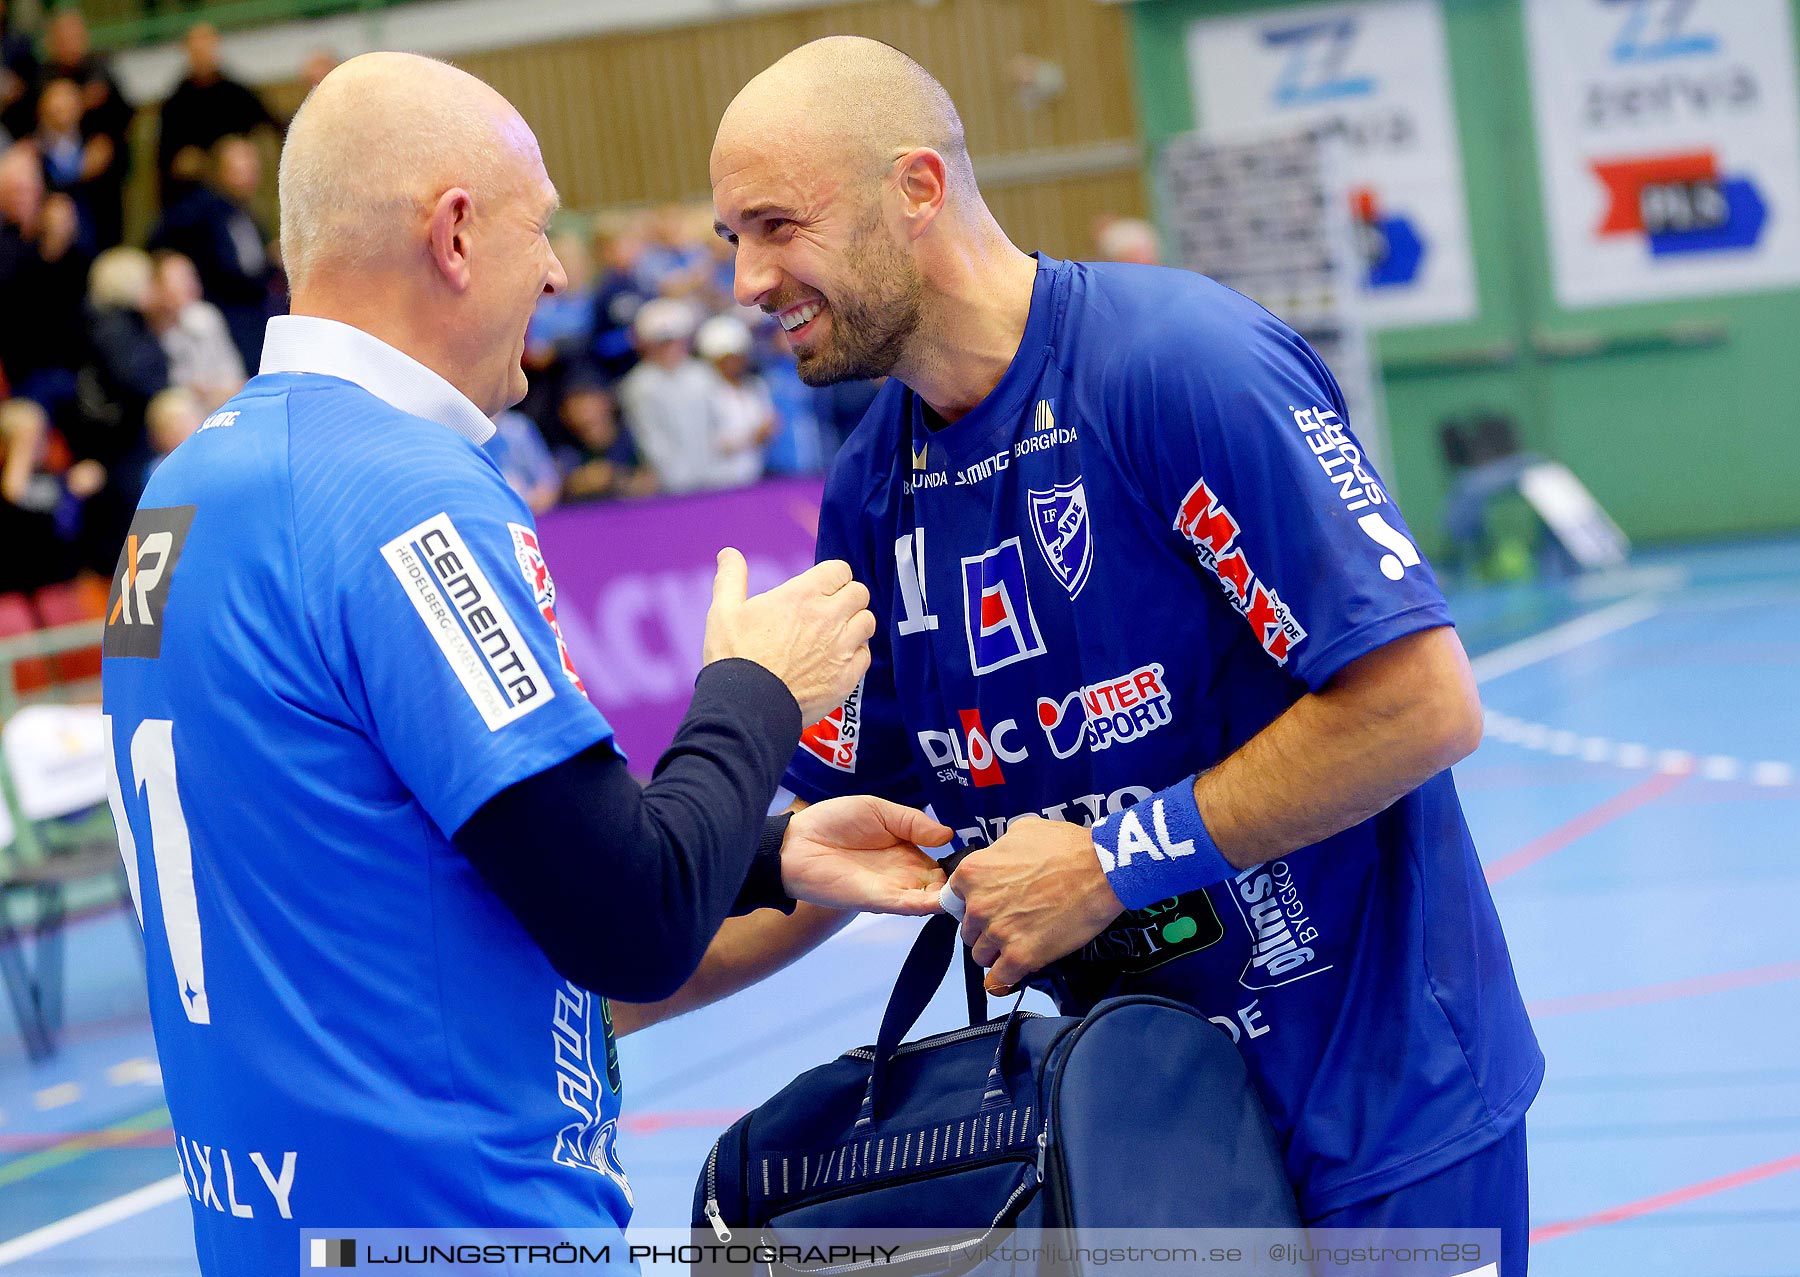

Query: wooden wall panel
left=454, top=0, right=1143, bottom=213
left=243, top=0, right=1146, bottom=259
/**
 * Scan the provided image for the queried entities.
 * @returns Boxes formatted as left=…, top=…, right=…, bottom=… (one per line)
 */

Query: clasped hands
left=781, top=806, right=1124, bottom=997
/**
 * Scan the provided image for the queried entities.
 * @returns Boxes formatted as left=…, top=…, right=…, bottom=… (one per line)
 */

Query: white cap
left=633, top=297, right=697, bottom=345
left=695, top=314, right=753, bottom=361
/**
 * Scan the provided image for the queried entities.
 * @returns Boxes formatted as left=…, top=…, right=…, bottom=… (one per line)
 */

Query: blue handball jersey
left=784, top=257, right=1543, bottom=1218
left=100, top=372, right=630, bottom=1273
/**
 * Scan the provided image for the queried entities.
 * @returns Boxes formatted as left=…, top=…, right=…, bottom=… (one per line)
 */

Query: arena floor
left=0, top=535, right=1796, bottom=1275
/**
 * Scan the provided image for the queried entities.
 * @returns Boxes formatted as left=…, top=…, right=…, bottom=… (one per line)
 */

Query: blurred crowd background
left=0, top=5, right=1163, bottom=603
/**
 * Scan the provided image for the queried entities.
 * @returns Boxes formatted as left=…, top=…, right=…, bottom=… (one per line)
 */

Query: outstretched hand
left=782, top=796, right=953, bottom=915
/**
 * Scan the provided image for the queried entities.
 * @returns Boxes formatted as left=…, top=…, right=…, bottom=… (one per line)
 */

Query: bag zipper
left=702, top=1138, right=731, bottom=1240
left=769, top=1163, right=1041, bottom=1275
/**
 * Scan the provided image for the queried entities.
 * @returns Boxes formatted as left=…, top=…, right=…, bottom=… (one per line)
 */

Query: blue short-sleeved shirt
left=783, top=258, right=1542, bottom=1216
left=101, top=318, right=631, bottom=1273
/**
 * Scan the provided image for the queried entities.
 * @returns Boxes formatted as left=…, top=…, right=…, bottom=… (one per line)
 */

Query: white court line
left=0, top=1175, right=187, bottom=1267
left=1470, top=594, right=1664, bottom=685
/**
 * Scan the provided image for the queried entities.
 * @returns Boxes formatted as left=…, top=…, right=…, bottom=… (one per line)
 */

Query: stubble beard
left=792, top=219, right=924, bottom=388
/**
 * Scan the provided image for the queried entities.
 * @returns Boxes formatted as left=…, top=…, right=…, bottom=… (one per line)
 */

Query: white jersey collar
left=258, top=314, right=496, bottom=445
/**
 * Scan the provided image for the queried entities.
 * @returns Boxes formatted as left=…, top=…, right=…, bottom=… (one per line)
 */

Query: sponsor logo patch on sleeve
left=380, top=512, right=553, bottom=731
left=1173, top=479, right=1306, bottom=665
left=798, top=675, right=863, bottom=773
left=508, top=522, right=587, bottom=694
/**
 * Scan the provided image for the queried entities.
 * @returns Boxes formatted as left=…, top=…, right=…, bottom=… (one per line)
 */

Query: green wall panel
left=1127, top=0, right=1800, bottom=549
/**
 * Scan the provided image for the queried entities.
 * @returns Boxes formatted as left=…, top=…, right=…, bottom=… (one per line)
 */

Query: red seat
left=0, top=593, right=49, bottom=693
left=33, top=581, right=103, bottom=682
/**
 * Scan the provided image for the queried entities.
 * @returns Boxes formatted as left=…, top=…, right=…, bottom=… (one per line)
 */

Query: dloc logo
left=1037, top=662, right=1174, bottom=759
left=917, top=709, right=1026, bottom=788
left=104, top=505, right=197, bottom=659
left=799, top=676, right=864, bottom=773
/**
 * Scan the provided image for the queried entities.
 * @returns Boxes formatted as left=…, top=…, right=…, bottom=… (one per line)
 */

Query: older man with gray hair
left=101, top=52, right=949, bottom=1273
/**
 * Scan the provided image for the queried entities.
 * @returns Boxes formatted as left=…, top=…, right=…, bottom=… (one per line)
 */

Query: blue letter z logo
left=1262, top=17, right=1376, bottom=107
left=1607, top=0, right=1718, bottom=65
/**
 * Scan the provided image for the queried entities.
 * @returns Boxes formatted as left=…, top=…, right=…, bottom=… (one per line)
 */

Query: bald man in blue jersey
left=618, top=37, right=1541, bottom=1274
left=100, top=52, right=954, bottom=1275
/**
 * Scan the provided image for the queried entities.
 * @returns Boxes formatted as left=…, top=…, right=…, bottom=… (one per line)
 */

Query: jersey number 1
left=103, top=716, right=211, bottom=1024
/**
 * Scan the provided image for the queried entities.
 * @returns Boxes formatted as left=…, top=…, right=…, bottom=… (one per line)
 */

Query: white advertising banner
left=1525, top=0, right=1800, bottom=307
left=1185, top=0, right=1477, bottom=328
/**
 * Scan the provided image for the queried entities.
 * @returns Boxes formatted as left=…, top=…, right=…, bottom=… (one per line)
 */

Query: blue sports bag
left=692, top=914, right=1299, bottom=1254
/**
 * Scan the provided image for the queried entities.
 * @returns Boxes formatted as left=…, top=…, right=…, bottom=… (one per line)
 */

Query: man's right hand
left=704, top=548, right=875, bottom=724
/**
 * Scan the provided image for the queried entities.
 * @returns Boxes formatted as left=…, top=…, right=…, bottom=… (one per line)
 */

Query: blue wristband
left=1090, top=778, right=1235, bottom=910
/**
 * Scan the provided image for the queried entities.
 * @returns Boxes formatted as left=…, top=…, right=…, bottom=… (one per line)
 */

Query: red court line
left=1531, top=1152, right=1800, bottom=1244
left=619, top=1107, right=747, bottom=1136
left=1484, top=770, right=1687, bottom=884
left=1528, top=959, right=1800, bottom=1018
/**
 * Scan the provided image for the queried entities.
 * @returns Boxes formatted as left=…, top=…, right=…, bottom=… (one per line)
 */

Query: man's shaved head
left=279, top=51, right=543, bottom=287
left=713, top=38, right=993, bottom=386
left=279, top=51, right=566, bottom=418
left=715, top=37, right=974, bottom=203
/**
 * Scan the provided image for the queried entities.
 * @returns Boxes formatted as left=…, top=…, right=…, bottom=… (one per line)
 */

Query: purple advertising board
left=532, top=477, right=826, bottom=771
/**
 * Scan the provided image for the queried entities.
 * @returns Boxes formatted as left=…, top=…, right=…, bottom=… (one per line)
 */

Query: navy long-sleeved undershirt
left=453, top=657, right=802, bottom=1003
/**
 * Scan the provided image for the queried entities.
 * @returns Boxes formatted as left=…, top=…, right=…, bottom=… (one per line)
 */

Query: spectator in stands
left=760, top=326, right=828, bottom=476
left=695, top=314, right=771, bottom=489
left=32, top=77, right=110, bottom=248
left=0, top=394, right=101, bottom=593
left=113, top=384, right=202, bottom=504
left=300, top=49, right=339, bottom=93
left=0, top=0, right=39, bottom=144
left=486, top=407, right=561, bottom=515
left=79, top=246, right=169, bottom=466
left=150, top=135, right=279, bottom=369
left=558, top=370, right=653, bottom=504
left=617, top=297, right=732, bottom=494
left=147, top=248, right=246, bottom=410
left=35, top=10, right=132, bottom=249
left=588, top=210, right=648, bottom=381
left=158, top=24, right=284, bottom=204
left=635, top=202, right=710, bottom=298
left=0, top=143, right=89, bottom=427
left=1093, top=214, right=1160, bottom=265
left=529, top=228, right=597, bottom=360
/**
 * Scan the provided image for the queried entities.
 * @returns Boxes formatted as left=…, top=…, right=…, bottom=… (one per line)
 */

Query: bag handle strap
left=855, top=914, right=1001, bottom=1129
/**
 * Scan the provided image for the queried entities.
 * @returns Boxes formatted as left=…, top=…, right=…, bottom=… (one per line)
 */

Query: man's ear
left=426, top=187, right=475, bottom=291
left=892, top=148, right=948, bottom=241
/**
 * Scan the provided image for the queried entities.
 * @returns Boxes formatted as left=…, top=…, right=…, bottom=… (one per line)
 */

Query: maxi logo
left=1230, top=861, right=1331, bottom=991
left=918, top=709, right=1026, bottom=788
left=509, top=523, right=586, bottom=694
left=1262, top=16, right=1375, bottom=107
left=1028, top=478, right=1093, bottom=598
left=1037, top=662, right=1174, bottom=759
left=960, top=538, right=1046, bottom=675
left=380, top=512, right=554, bottom=731
left=800, top=674, right=865, bottom=773
left=104, top=505, right=197, bottom=659
left=1171, top=481, right=1307, bottom=665
left=552, top=981, right=633, bottom=1205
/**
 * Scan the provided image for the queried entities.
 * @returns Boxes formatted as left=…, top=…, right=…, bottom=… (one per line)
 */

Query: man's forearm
left=610, top=900, right=855, bottom=1036
left=1195, top=626, right=1483, bottom=868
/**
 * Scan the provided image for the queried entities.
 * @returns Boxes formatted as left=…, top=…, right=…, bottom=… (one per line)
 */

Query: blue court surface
left=1, top=536, right=1795, bottom=1274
